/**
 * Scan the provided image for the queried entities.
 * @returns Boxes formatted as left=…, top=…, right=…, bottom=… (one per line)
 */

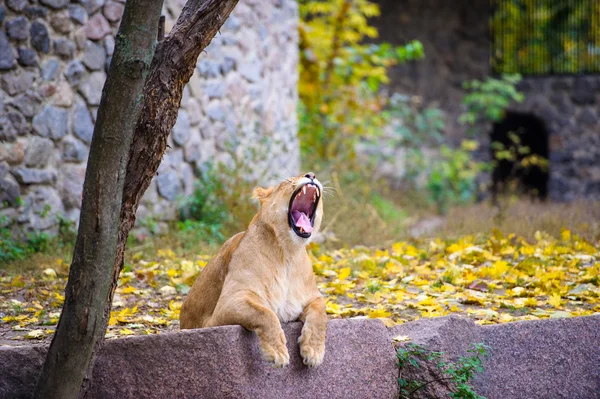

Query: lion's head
left=253, top=172, right=323, bottom=242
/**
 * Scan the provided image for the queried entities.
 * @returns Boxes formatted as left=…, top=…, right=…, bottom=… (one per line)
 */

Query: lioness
left=180, top=172, right=327, bottom=368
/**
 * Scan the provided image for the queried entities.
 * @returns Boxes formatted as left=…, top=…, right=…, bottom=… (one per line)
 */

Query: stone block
left=59, top=163, right=86, bottom=208
left=86, top=13, right=111, bottom=41
left=24, top=137, right=54, bottom=167
left=477, top=316, right=600, bottom=399
left=0, top=32, right=16, bottom=70
left=32, top=105, right=69, bottom=140
left=6, top=16, right=28, bottom=41
left=1, top=70, right=35, bottom=95
left=0, top=319, right=398, bottom=399
left=78, top=71, right=106, bottom=105
left=12, top=167, right=57, bottom=185
left=17, top=48, right=37, bottom=67
left=82, top=40, right=107, bottom=71
left=40, top=0, right=69, bottom=10
left=72, top=101, right=95, bottom=143
left=156, top=169, right=181, bottom=201
left=30, top=21, right=50, bottom=53
left=172, top=109, right=191, bottom=146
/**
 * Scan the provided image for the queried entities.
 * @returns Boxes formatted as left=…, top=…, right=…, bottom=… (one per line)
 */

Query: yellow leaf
left=326, top=302, right=342, bottom=315
left=392, top=335, right=411, bottom=343
left=167, top=269, right=178, bottom=278
left=368, top=308, right=391, bottom=318
left=318, top=254, right=333, bottom=264
left=120, top=286, right=137, bottom=295
left=119, top=328, right=135, bottom=336
left=25, top=329, right=45, bottom=339
left=498, top=313, right=514, bottom=323
left=548, top=293, right=562, bottom=308
left=168, top=300, right=182, bottom=311
left=417, top=297, right=437, bottom=307
left=489, top=260, right=510, bottom=279
left=524, top=298, right=538, bottom=308
left=338, top=267, right=351, bottom=280
left=380, top=318, right=396, bottom=327
left=43, top=268, right=57, bottom=278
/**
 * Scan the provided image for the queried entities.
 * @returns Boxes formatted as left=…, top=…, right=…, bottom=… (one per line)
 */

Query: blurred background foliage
left=5, top=0, right=595, bottom=266
left=491, top=0, right=600, bottom=74
left=298, top=0, right=424, bottom=162
left=294, top=0, right=527, bottom=245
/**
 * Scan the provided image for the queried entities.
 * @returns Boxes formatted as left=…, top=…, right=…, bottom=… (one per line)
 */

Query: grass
left=438, top=199, right=600, bottom=242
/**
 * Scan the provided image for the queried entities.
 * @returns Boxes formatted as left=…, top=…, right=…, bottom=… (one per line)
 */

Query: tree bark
left=35, top=1, right=239, bottom=398
left=114, top=0, right=239, bottom=295
left=32, top=1, right=164, bottom=398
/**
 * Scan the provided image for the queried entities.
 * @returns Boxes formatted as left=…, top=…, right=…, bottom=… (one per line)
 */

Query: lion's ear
left=252, top=186, right=274, bottom=206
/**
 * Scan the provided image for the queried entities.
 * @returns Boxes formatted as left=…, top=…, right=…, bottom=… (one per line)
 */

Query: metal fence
left=491, top=0, right=600, bottom=75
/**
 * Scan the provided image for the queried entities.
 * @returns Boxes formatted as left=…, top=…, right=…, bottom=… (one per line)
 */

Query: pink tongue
left=292, top=210, right=313, bottom=233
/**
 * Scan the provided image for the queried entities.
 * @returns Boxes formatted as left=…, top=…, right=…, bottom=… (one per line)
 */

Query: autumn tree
left=33, top=0, right=239, bottom=398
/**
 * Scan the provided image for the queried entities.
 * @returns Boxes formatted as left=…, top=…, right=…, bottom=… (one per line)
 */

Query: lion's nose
left=305, top=172, right=316, bottom=180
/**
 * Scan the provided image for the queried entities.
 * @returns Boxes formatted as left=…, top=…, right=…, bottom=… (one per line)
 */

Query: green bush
left=426, top=141, right=488, bottom=215
left=397, top=342, right=489, bottom=399
left=459, top=74, right=524, bottom=127
left=0, top=226, right=50, bottom=264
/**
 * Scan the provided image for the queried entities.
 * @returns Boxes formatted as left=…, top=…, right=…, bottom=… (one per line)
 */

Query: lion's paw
left=259, top=331, right=290, bottom=368
left=298, top=334, right=325, bottom=368
left=260, top=342, right=290, bottom=368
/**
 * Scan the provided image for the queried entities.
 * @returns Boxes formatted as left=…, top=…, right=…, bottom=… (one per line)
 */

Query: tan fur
left=180, top=174, right=327, bottom=368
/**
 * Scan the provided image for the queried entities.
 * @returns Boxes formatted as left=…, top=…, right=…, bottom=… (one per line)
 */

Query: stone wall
left=510, top=77, right=600, bottom=200
left=0, top=0, right=299, bottom=234
left=371, top=0, right=600, bottom=201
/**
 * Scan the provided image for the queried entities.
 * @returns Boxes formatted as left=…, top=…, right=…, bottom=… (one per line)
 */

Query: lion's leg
left=298, top=296, right=327, bottom=367
left=209, top=291, right=290, bottom=368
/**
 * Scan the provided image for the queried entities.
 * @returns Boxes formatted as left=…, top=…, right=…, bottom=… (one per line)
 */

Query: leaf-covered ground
left=1, top=230, right=599, bottom=344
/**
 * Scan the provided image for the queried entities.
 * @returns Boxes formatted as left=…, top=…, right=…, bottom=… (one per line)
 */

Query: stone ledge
left=0, top=319, right=398, bottom=399
left=1, top=315, right=599, bottom=399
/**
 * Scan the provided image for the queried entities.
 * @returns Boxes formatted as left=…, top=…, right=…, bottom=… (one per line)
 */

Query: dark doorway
left=491, top=111, right=549, bottom=200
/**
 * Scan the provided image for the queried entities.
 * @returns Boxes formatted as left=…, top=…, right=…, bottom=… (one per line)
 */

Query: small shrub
left=177, top=136, right=274, bottom=247
left=180, top=165, right=228, bottom=229
left=425, top=141, right=488, bottom=215
left=0, top=225, right=51, bottom=264
left=397, top=342, right=489, bottom=399
left=459, top=74, right=524, bottom=127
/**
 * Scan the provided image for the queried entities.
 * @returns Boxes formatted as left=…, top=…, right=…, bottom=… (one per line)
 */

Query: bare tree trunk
left=32, top=1, right=164, bottom=398
left=34, top=1, right=239, bottom=398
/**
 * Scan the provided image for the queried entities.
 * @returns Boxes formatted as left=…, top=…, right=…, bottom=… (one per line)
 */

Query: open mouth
left=288, top=183, right=320, bottom=238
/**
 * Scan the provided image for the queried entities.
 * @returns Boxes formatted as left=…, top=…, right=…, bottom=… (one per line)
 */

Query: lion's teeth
left=303, top=186, right=306, bottom=195
left=316, top=187, right=320, bottom=197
